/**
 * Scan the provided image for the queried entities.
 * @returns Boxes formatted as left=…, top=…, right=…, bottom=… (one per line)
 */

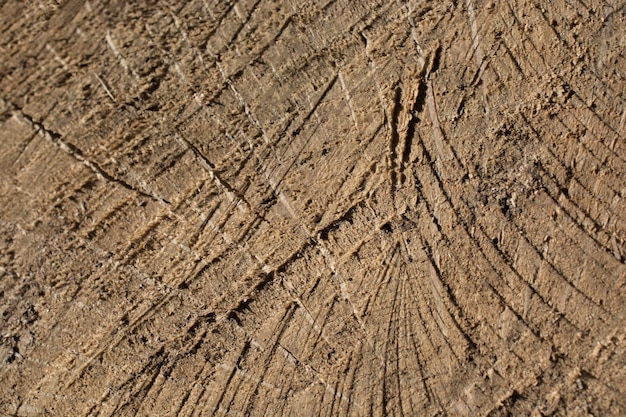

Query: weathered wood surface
left=0, top=0, right=624, bottom=415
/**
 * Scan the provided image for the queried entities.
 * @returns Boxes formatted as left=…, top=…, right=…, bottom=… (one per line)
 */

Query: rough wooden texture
left=0, top=0, right=625, bottom=415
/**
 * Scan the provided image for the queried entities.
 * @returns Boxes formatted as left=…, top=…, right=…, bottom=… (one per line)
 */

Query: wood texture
left=0, top=0, right=625, bottom=415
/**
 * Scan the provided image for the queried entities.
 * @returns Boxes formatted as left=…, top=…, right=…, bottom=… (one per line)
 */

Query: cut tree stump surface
left=0, top=0, right=625, bottom=415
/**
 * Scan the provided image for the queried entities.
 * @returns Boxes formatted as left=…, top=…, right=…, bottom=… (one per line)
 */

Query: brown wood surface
left=0, top=0, right=625, bottom=415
